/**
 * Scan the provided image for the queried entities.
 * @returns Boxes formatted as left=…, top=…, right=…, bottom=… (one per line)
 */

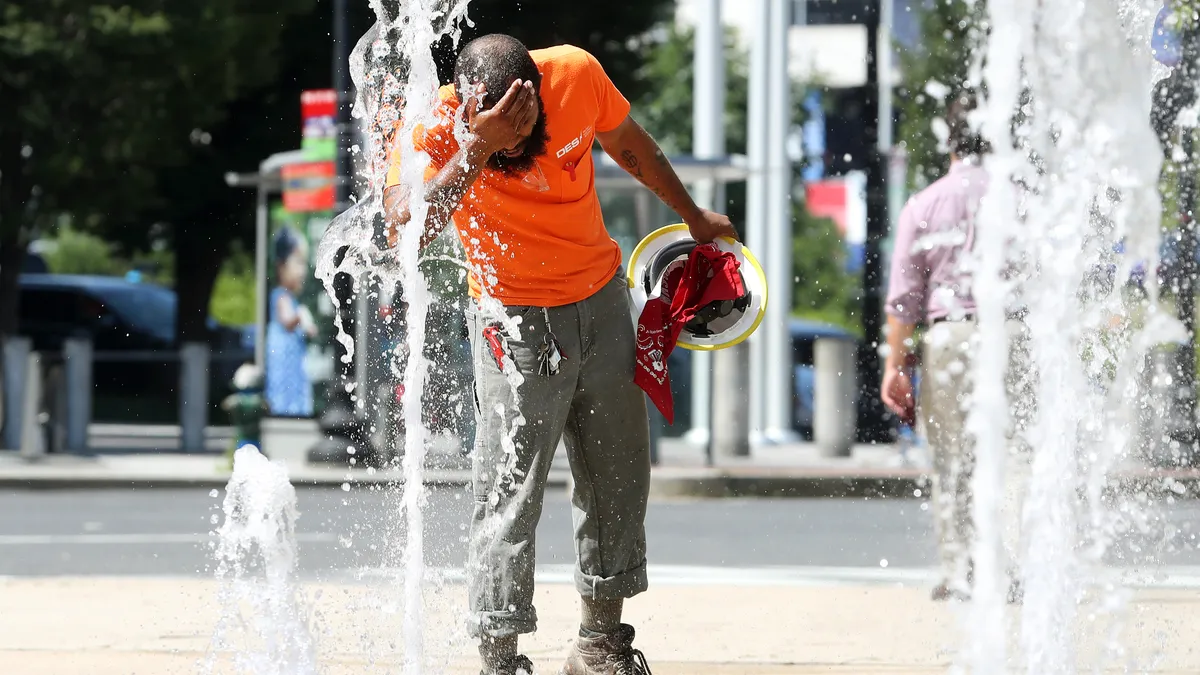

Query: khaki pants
left=919, top=319, right=1034, bottom=588
left=464, top=270, right=651, bottom=638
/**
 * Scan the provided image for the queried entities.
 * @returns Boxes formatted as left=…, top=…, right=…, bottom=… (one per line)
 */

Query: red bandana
left=634, top=243, right=746, bottom=423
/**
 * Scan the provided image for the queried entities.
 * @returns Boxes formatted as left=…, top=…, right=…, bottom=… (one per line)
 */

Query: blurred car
left=17, top=274, right=253, bottom=423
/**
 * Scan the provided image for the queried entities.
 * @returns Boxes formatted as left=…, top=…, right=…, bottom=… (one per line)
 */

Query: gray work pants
left=464, top=269, right=651, bottom=638
left=919, top=319, right=1035, bottom=588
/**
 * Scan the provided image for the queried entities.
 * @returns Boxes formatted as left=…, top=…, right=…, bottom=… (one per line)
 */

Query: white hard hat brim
left=626, top=223, right=769, bottom=351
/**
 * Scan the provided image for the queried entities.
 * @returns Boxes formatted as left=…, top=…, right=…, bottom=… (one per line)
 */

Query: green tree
left=896, top=0, right=987, bottom=189
left=792, top=205, right=859, bottom=332
left=41, top=225, right=124, bottom=277
left=209, top=241, right=256, bottom=326
left=629, top=23, right=752, bottom=156
left=1, top=3, right=168, bottom=336
left=0, top=0, right=312, bottom=344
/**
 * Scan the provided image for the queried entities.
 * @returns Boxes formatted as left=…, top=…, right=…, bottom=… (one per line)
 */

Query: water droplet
left=913, top=489, right=923, bottom=497
left=880, top=559, right=889, bottom=568
left=341, top=483, right=351, bottom=492
left=209, top=489, right=219, bottom=498
left=210, top=514, right=219, bottom=525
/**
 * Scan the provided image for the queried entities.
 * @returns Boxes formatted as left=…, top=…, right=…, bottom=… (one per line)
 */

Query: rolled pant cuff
left=575, top=560, right=649, bottom=600
left=468, top=607, right=538, bottom=639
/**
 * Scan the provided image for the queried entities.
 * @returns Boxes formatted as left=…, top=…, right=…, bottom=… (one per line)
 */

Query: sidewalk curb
left=648, top=470, right=1200, bottom=499
left=0, top=470, right=568, bottom=491
left=4, top=467, right=1200, bottom=499
left=649, top=473, right=928, bottom=499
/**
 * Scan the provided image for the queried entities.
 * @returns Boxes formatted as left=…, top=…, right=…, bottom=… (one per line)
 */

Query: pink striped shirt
left=885, top=160, right=989, bottom=324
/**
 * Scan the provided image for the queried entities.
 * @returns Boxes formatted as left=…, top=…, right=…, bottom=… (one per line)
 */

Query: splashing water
left=967, top=0, right=1180, bottom=671
left=312, top=1, right=547, bottom=671
left=207, top=447, right=317, bottom=675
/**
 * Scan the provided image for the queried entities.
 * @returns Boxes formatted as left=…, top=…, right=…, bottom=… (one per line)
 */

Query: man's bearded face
left=486, top=91, right=550, bottom=176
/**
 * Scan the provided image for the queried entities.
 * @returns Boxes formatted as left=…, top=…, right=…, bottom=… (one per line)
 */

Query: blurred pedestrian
left=880, top=90, right=1031, bottom=602
left=384, top=34, right=736, bottom=675
left=265, top=227, right=318, bottom=417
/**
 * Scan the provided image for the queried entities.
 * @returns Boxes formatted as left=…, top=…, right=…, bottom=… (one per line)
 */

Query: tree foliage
left=792, top=205, right=859, bottom=332
left=896, top=0, right=987, bottom=190
left=209, top=242, right=257, bottom=326
left=0, top=0, right=313, bottom=340
left=41, top=226, right=125, bottom=278
left=629, top=23, right=750, bottom=156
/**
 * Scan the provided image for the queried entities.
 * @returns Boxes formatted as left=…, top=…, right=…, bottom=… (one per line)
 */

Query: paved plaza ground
left=2, top=576, right=1198, bottom=674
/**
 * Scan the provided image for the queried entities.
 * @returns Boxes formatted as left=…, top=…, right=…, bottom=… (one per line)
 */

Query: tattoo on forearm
left=620, top=150, right=644, bottom=180
left=621, top=146, right=688, bottom=213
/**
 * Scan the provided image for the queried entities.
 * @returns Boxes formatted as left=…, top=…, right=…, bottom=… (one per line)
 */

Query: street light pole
left=746, top=0, right=772, bottom=446
left=857, top=1, right=892, bottom=443
left=761, top=0, right=798, bottom=443
left=685, top=0, right=726, bottom=456
left=333, top=0, right=353, bottom=212
left=310, top=0, right=367, bottom=465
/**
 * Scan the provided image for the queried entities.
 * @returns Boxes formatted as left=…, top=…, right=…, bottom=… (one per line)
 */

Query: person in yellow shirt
left=386, top=33, right=735, bottom=675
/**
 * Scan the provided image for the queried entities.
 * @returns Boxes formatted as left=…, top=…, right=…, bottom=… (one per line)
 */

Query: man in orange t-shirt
left=385, top=34, right=735, bottom=675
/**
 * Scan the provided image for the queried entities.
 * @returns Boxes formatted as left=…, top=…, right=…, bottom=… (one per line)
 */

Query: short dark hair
left=453, top=34, right=540, bottom=108
left=946, top=88, right=990, bottom=157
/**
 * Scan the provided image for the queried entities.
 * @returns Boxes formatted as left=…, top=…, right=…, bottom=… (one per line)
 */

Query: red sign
left=302, top=89, right=337, bottom=119
left=806, top=181, right=849, bottom=237
left=281, top=161, right=335, bottom=212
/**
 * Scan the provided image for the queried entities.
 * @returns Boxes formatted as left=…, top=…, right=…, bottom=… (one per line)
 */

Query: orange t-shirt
left=386, top=45, right=631, bottom=307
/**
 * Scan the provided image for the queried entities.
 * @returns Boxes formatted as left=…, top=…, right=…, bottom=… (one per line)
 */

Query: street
left=1, top=487, right=1198, bottom=578
left=5, top=487, right=1200, bottom=674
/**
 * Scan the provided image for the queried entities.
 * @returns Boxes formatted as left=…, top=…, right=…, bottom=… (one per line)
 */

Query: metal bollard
left=814, top=337, right=857, bottom=458
left=711, top=342, right=751, bottom=459
left=20, top=351, right=45, bottom=459
left=2, top=337, right=32, bottom=450
left=179, top=342, right=211, bottom=453
left=64, top=338, right=93, bottom=452
left=45, top=362, right=66, bottom=454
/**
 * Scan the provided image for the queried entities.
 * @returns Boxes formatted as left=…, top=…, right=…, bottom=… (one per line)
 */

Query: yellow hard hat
left=626, top=223, right=769, bottom=351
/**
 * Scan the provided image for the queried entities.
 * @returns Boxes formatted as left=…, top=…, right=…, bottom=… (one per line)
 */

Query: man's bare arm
left=384, top=139, right=491, bottom=249
left=884, top=315, right=917, bottom=373
left=596, top=116, right=738, bottom=243
left=596, top=117, right=701, bottom=221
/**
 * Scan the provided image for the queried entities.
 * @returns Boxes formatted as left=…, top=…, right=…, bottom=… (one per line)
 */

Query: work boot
left=930, top=581, right=969, bottom=601
left=483, top=654, right=535, bottom=675
left=560, top=624, right=652, bottom=675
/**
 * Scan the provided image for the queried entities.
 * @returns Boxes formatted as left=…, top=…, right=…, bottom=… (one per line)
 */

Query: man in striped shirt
left=881, top=90, right=1031, bottom=602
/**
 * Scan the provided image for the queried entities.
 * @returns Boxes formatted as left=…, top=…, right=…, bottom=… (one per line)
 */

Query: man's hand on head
left=686, top=209, right=739, bottom=244
left=462, top=79, right=538, bottom=160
